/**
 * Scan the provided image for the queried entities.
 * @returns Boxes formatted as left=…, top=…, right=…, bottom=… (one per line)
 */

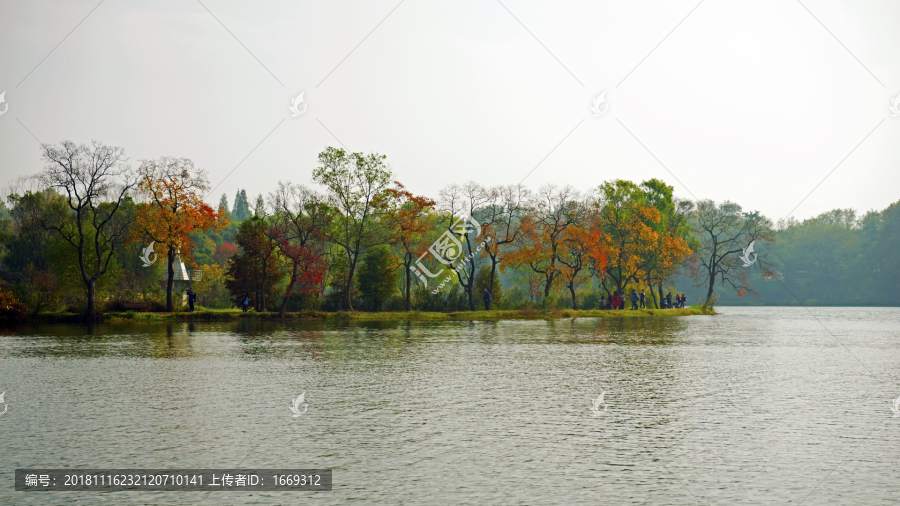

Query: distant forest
left=672, top=207, right=900, bottom=306
left=1, top=140, right=898, bottom=320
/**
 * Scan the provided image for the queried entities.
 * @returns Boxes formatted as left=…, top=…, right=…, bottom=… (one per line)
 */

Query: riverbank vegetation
left=1, top=140, right=897, bottom=322
left=24, top=305, right=714, bottom=323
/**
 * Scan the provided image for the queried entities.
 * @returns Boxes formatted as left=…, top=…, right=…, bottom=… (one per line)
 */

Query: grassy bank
left=25, top=305, right=715, bottom=323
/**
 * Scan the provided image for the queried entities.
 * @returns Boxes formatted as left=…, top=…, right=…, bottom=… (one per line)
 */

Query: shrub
left=0, top=285, right=29, bottom=321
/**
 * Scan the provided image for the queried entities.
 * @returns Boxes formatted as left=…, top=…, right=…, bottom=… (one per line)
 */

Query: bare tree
left=36, top=140, right=137, bottom=319
left=438, top=182, right=492, bottom=310
left=690, top=200, right=775, bottom=308
left=478, top=184, right=529, bottom=303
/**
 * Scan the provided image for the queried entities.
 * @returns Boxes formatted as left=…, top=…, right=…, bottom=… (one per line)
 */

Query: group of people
left=598, top=289, right=687, bottom=310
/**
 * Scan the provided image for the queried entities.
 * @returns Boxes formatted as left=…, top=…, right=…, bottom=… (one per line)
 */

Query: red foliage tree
left=213, top=241, right=238, bottom=267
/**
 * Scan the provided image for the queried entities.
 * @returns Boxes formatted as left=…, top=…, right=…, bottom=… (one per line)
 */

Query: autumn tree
left=135, top=157, right=226, bottom=311
left=594, top=180, right=660, bottom=298
left=33, top=141, right=137, bottom=319
left=312, top=147, right=392, bottom=310
left=212, top=241, right=237, bottom=267
left=505, top=185, right=584, bottom=299
left=376, top=181, right=436, bottom=311
left=224, top=216, right=284, bottom=310
left=269, top=181, right=329, bottom=315
left=557, top=212, right=609, bottom=309
left=690, top=200, right=775, bottom=308
left=640, top=180, right=694, bottom=307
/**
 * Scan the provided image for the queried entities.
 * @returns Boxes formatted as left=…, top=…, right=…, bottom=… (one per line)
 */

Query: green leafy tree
left=860, top=201, right=900, bottom=304
left=3, top=191, right=59, bottom=272
left=312, top=147, right=392, bottom=310
left=358, top=245, right=397, bottom=311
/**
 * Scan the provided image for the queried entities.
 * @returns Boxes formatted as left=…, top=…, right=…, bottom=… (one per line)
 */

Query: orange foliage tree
left=640, top=179, right=694, bottom=307
left=557, top=212, right=609, bottom=309
left=594, top=180, right=660, bottom=298
left=135, top=157, right=226, bottom=311
left=377, top=181, right=436, bottom=311
left=504, top=185, right=584, bottom=299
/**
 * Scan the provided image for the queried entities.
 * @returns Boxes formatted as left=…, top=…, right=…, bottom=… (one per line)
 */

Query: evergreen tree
left=218, top=193, right=229, bottom=216
left=254, top=194, right=266, bottom=217
left=231, top=189, right=251, bottom=222
left=358, top=245, right=397, bottom=311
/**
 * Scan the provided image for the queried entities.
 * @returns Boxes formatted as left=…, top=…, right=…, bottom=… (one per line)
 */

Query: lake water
left=0, top=307, right=898, bottom=505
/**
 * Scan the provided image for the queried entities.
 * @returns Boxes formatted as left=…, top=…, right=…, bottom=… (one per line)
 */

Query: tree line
left=0, top=140, right=896, bottom=320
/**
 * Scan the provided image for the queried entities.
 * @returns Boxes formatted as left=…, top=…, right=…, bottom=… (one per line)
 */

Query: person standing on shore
left=187, top=288, right=196, bottom=313
left=241, top=292, right=249, bottom=312
left=639, top=289, right=645, bottom=309
left=631, top=289, right=638, bottom=310
left=665, top=292, right=673, bottom=309
left=483, top=289, right=492, bottom=310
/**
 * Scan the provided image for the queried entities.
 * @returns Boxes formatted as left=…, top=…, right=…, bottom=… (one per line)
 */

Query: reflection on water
left=0, top=307, right=898, bottom=505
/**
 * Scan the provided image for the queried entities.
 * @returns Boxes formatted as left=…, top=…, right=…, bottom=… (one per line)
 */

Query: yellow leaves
left=134, top=165, right=227, bottom=268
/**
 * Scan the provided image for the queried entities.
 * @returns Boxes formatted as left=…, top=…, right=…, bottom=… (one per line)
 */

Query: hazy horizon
left=2, top=0, right=899, bottom=221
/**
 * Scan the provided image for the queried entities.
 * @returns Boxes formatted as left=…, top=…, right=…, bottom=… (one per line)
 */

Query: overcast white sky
left=1, top=0, right=898, bottom=221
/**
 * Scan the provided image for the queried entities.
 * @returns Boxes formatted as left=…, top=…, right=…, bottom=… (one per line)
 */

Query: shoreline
left=17, top=306, right=715, bottom=324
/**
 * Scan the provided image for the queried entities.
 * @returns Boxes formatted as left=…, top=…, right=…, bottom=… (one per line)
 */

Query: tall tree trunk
left=705, top=276, right=716, bottom=308
left=279, top=273, right=295, bottom=318
left=657, top=283, right=665, bottom=307
left=87, top=281, right=96, bottom=320
left=260, top=257, right=268, bottom=312
left=465, top=256, right=476, bottom=311
left=646, top=273, right=659, bottom=308
left=343, top=256, right=357, bottom=311
left=166, top=247, right=175, bottom=312
left=569, top=282, right=578, bottom=309
left=704, top=257, right=717, bottom=308
left=405, top=256, right=412, bottom=312
left=488, top=259, right=498, bottom=300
